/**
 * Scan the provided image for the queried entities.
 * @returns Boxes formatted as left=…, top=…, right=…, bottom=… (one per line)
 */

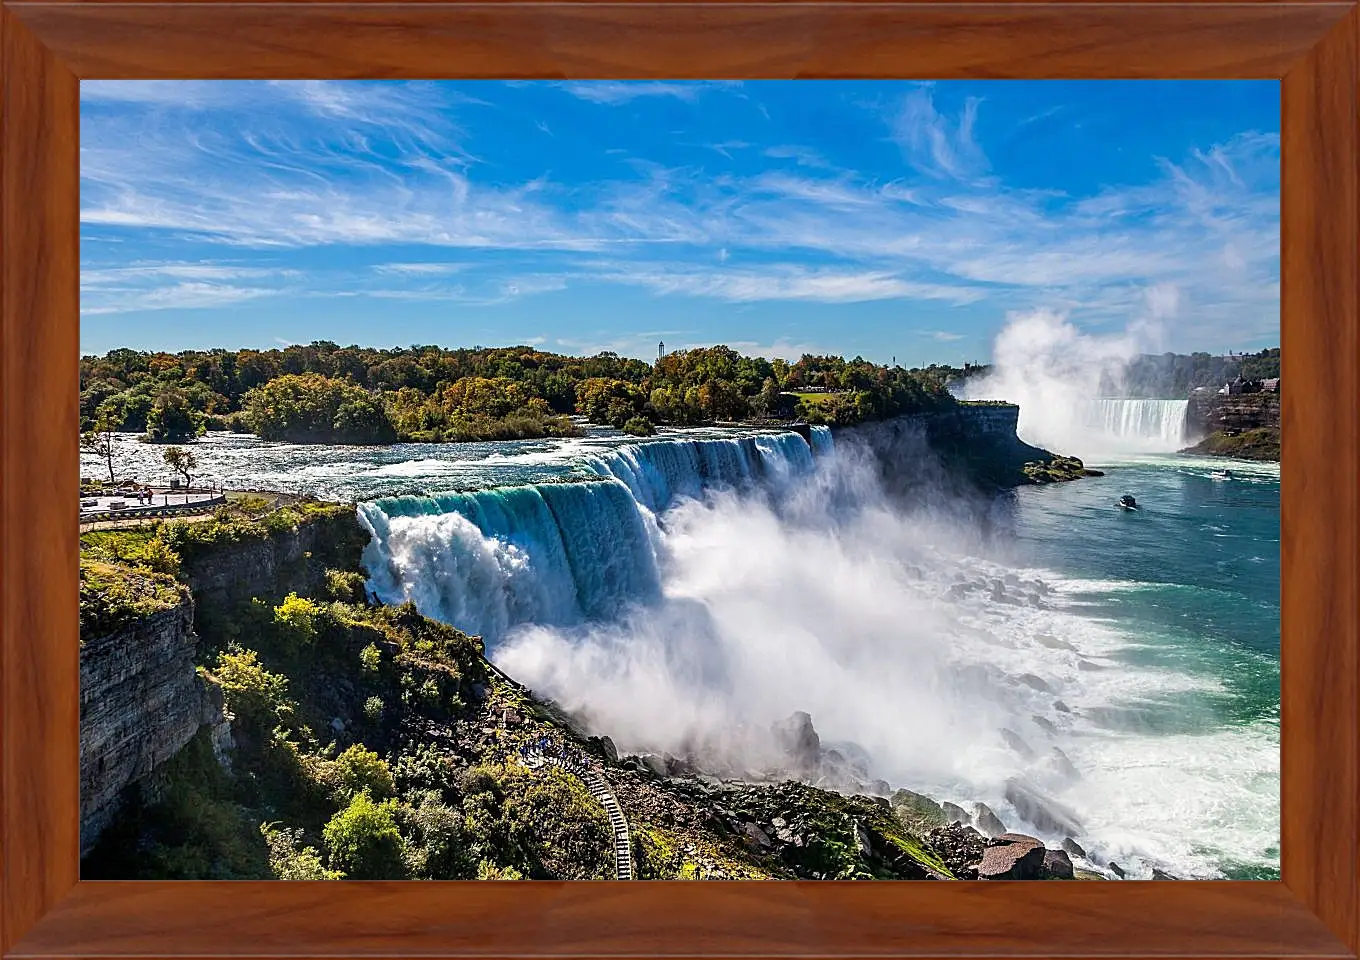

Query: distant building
left=1220, top=376, right=1248, bottom=395
left=658, top=340, right=665, bottom=360
left=1261, top=378, right=1280, bottom=393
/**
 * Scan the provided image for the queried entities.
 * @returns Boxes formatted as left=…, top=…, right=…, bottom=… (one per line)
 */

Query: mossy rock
left=890, top=788, right=948, bottom=833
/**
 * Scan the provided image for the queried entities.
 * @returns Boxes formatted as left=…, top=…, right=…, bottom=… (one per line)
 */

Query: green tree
left=81, top=403, right=121, bottom=483
left=326, top=744, right=396, bottom=802
left=322, top=793, right=408, bottom=880
left=576, top=378, right=647, bottom=427
left=163, top=446, right=198, bottom=488
left=144, top=388, right=204, bottom=443
left=242, top=374, right=397, bottom=444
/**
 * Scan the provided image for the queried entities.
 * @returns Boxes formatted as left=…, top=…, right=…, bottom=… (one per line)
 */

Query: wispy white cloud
left=591, top=263, right=986, bottom=305
left=372, top=262, right=469, bottom=276
left=78, top=82, right=1278, bottom=348
left=561, top=82, right=706, bottom=105
left=80, top=261, right=299, bottom=315
left=917, top=330, right=966, bottom=342
left=890, top=85, right=989, bottom=182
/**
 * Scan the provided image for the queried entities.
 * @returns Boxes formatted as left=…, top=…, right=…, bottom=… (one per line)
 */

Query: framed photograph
left=2, top=2, right=1356, bottom=959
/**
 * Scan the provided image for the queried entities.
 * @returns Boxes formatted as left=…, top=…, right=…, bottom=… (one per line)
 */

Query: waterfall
left=359, top=430, right=822, bottom=641
left=1075, top=399, right=1190, bottom=452
left=809, top=425, right=834, bottom=457
left=576, top=431, right=816, bottom=513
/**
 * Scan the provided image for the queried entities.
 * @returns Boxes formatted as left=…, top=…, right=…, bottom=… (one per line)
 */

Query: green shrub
left=363, top=696, right=384, bottom=722
left=621, top=416, right=657, bottom=437
left=326, top=744, right=395, bottom=802
left=135, top=537, right=183, bottom=576
left=322, top=793, right=408, bottom=879
left=261, top=822, right=342, bottom=879
left=273, top=593, right=321, bottom=650
left=325, top=569, right=368, bottom=603
left=476, top=860, right=524, bottom=880
left=359, top=643, right=382, bottom=673
left=398, top=789, right=472, bottom=879
left=460, top=763, right=611, bottom=880
left=213, top=649, right=292, bottom=726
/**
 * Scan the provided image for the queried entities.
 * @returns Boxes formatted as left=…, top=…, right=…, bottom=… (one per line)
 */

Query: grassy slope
left=1180, top=428, right=1280, bottom=462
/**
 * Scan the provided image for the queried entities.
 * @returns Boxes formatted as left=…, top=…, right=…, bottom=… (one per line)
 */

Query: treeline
left=946, top=349, right=1281, bottom=400
left=1104, top=348, right=1280, bottom=398
left=79, top=342, right=958, bottom=445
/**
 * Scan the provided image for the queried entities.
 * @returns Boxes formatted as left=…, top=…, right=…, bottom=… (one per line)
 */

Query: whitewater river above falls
left=82, top=424, right=1280, bottom=880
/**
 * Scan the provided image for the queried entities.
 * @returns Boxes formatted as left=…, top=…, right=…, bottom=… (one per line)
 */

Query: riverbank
left=1179, top=428, right=1280, bottom=461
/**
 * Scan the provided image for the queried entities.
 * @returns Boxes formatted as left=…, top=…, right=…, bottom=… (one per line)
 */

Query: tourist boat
left=1117, top=494, right=1139, bottom=511
left=1211, top=469, right=1232, bottom=481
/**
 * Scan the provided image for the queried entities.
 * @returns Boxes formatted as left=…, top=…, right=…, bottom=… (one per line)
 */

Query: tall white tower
left=658, top=340, right=665, bottom=360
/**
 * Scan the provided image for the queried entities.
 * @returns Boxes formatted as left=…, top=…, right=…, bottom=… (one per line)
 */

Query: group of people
left=521, top=736, right=572, bottom=762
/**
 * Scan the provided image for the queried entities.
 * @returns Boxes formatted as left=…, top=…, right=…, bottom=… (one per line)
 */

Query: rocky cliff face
left=80, top=507, right=365, bottom=857
left=180, top=510, right=367, bottom=616
left=1187, top=393, right=1280, bottom=436
left=833, top=403, right=1087, bottom=499
left=1182, top=393, right=1281, bottom=461
left=79, top=599, right=224, bottom=855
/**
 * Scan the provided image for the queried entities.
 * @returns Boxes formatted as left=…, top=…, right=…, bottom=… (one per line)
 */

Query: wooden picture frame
left=1, top=2, right=1353, bottom=957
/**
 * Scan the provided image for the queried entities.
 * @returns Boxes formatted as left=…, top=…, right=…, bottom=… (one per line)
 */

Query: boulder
left=1042, top=848, right=1074, bottom=879
left=638, top=754, right=668, bottom=777
left=1031, top=715, right=1058, bottom=735
left=891, top=788, right=947, bottom=831
left=1053, top=700, right=1073, bottom=714
left=742, top=822, right=773, bottom=850
left=1151, top=868, right=1178, bottom=880
left=1109, top=861, right=1127, bottom=878
left=941, top=801, right=970, bottom=825
left=925, top=823, right=987, bottom=879
left=977, top=833, right=1047, bottom=880
left=1061, top=837, right=1087, bottom=859
left=598, top=735, right=619, bottom=763
left=971, top=802, right=1007, bottom=838
left=1016, top=673, right=1053, bottom=693
left=771, top=711, right=821, bottom=772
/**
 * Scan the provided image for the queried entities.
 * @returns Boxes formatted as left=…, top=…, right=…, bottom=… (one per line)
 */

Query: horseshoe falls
left=353, top=424, right=1278, bottom=883
left=1077, top=398, right=1191, bottom=453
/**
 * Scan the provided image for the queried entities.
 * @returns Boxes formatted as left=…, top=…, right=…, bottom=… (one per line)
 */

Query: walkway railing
left=79, top=493, right=227, bottom=525
left=521, top=741, right=633, bottom=880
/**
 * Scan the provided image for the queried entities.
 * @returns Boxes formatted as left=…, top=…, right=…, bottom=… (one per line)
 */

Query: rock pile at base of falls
left=613, top=708, right=1173, bottom=881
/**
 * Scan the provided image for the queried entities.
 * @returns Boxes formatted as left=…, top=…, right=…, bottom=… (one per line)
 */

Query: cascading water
left=360, top=428, right=828, bottom=642
left=358, top=420, right=1278, bottom=881
left=1077, top=399, right=1190, bottom=452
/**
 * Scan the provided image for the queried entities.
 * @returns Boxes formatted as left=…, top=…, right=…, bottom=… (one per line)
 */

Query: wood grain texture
left=2, top=3, right=1350, bottom=80
left=0, top=1, right=1356, bottom=958
left=0, top=4, right=80, bottom=956
left=7, top=880, right=1355, bottom=958
left=1280, top=5, right=1360, bottom=954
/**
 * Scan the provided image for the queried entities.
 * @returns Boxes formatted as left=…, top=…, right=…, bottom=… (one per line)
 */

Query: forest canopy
left=80, top=342, right=964, bottom=444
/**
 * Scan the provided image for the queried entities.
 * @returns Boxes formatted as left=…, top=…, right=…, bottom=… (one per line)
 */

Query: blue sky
left=80, top=80, right=1279, bottom=365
